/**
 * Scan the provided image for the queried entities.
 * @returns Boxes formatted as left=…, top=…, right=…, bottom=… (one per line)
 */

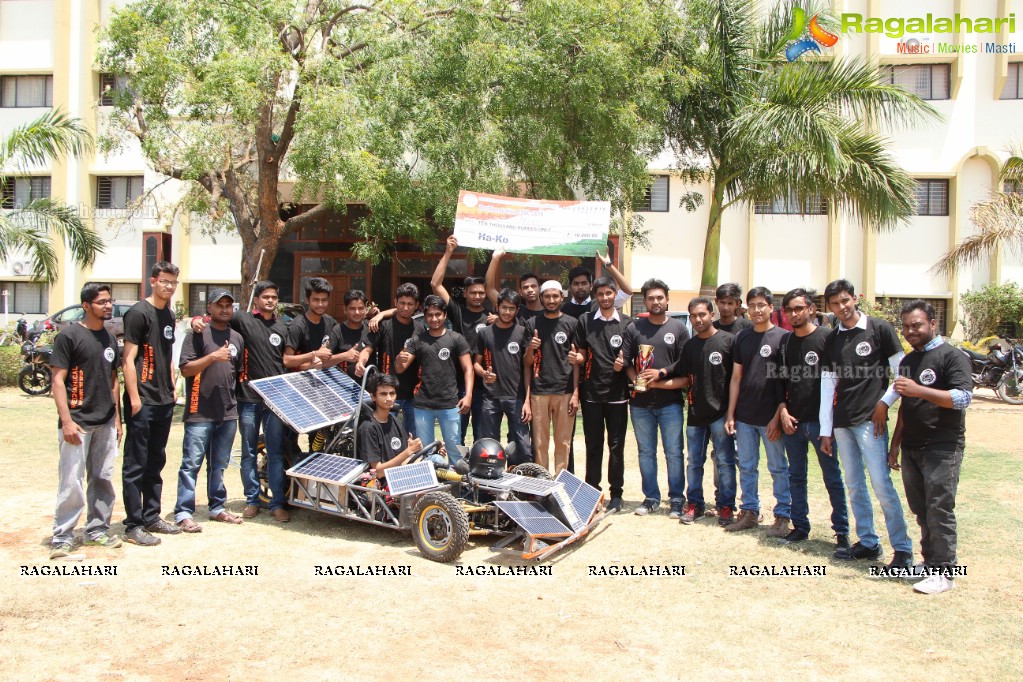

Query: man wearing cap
left=173, top=289, right=246, bottom=531
left=522, top=280, right=580, bottom=474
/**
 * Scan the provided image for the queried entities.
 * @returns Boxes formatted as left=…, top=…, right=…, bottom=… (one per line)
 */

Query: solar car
left=250, top=366, right=606, bottom=563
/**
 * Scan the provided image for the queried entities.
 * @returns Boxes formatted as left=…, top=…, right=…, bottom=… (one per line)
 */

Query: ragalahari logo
left=785, top=7, right=839, bottom=61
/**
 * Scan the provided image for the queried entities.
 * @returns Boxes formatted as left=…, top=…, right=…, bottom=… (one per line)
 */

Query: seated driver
left=359, top=374, right=446, bottom=479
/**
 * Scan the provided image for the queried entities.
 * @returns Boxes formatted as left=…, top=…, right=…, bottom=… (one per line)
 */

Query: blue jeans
left=735, top=421, right=791, bottom=518
left=237, top=401, right=283, bottom=507
left=630, top=402, right=685, bottom=505
left=783, top=420, right=849, bottom=535
left=459, top=388, right=485, bottom=445
left=393, top=398, right=416, bottom=438
left=415, top=407, right=463, bottom=465
left=175, top=420, right=237, bottom=521
left=264, top=410, right=290, bottom=511
left=480, top=395, right=533, bottom=465
left=686, top=415, right=736, bottom=511
left=833, top=421, right=912, bottom=553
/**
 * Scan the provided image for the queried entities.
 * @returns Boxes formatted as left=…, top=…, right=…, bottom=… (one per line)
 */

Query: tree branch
left=283, top=201, right=330, bottom=236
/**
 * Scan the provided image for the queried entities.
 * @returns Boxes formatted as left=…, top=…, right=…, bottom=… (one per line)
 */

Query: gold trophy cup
left=634, top=344, right=654, bottom=392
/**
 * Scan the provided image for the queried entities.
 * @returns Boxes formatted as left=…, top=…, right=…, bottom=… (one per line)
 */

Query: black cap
left=207, top=288, right=234, bottom=305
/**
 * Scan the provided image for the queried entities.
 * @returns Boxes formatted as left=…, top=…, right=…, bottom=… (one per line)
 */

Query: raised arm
left=432, top=236, right=458, bottom=304
left=485, top=247, right=506, bottom=307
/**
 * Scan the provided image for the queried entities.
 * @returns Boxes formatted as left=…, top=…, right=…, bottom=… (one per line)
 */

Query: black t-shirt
left=446, top=299, right=491, bottom=351
left=714, top=317, right=752, bottom=335
left=123, top=299, right=176, bottom=405
left=329, top=322, right=376, bottom=381
left=407, top=330, right=471, bottom=409
left=733, top=325, right=787, bottom=426
left=561, top=299, right=596, bottom=320
left=234, top=313, right=288, bottom=403
left=822, top=315, right=903, bottom=428
left=358, top=412, right=408, bottom=467
left=516, top=305, right=544, bottom=326
left=780, top=326, right=828, bottom=422
left=51, top=323, right=120, bottom=428
left=377, top=317, right=424, bottom=401
left=622, top=317, right=689, bottom=408
left=179, top=326, right=244, bottom=423
left=664, top=331, right=734, bottom=426
left=475, top=323, right=529, bottom=400
left=576, top=311, right=632, bottom=402
left=524, top=314, right=580, bottom=395
left=899, top=341, right=972, bottom=450
left=285, top=313, right=337, bottom=359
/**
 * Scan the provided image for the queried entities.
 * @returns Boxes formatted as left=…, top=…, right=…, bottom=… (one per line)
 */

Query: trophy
left=634, top=344, right=654, bottom=392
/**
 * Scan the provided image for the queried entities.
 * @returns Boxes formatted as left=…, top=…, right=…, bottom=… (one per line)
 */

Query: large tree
left=665, top=0, right=940, bottom=295
left=0, top=110, right=103, bottom=284
left=97, top=0, right=674, bottom=301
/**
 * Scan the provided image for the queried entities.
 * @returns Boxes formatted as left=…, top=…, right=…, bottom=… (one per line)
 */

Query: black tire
left=412, top=491, right=469, bottom=563
left=511, top=462, right=554, bottom=480
left=18, top=365, right=51, bottom=395
left=996, top=371, right=1023, bottom=405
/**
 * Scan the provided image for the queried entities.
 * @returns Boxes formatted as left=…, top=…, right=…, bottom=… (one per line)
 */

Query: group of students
left=48, top=252, right=972, bottom=595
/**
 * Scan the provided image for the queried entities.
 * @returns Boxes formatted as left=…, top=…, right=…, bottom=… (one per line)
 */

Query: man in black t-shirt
left=122, top=261, right=181, bottom=546
left=174, top=289, right=245, bottom=531
left=714, top=282, right=753, bottom=335
left=776, top=288, right=849, bottom=547
left=395, top=295, right=473, bottom=464
left=329, top=289, right=377, bottom=382
left=474, top=289, right=532, bottom=465
left=284, top=277, right=338, bottom=372
left=485, top=247, right=544, bottom=324
left=819, top=279, right=912, bottom=569
left=724, top=287, right=791, bottom=535
left=374, top=283, right=424, bottom=437
left=889, top=300, right=973, bottom=595
left=358, top=374, right=431, bottom=476
left=560, top=253, right=633, bottom=320
left=653, top=297, right=736, bottom=525
left=48, top=283, right=123, bottom=559
left=623, top=279, right=689, bottom=517
left=572, top=277, right=632, bottom=512
left=523, top=281, right=580, bottom=474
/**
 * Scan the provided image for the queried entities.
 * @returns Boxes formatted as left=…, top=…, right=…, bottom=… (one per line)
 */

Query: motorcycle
left=959, top=338, right=1023, bottom=405
left=18, top=331, right=53, bottom=396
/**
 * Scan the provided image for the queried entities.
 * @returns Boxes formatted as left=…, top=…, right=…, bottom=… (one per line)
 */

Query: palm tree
left=666, top=0, right=940, bottom=294
left=935, top=151, right=1023, bottom=276
left=0, top=110, right=102, bottom=284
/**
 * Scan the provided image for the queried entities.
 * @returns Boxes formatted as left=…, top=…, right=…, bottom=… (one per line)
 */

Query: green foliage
left=172, top=300, right=188, bottom=321
left=857, top=295, right=911, bottom=352
left=0, top=346, right=21, bottom=386
left=960, top=282, right=1023, bottom=341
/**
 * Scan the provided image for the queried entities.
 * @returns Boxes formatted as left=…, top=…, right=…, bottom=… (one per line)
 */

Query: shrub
left=960, top=282, right=1023, bottom=341
left=0, top=346, right=22, bottom=387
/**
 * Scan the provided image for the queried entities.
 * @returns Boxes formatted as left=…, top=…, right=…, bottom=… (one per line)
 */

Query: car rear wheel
left=510, top=463, right=554, bottom=480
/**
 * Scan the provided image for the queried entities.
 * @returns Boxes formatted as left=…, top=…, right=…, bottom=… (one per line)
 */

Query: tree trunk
left=238, top=230, right=281, bottom=310
left=699, top=179, right=726, bottom=297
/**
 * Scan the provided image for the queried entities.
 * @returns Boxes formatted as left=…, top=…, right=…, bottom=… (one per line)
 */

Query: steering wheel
left=407, top=440, right=443, bottom=464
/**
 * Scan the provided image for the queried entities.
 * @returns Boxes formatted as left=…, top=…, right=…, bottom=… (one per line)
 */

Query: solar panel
left=250, top=366, right=369, bottom=433
left=549, top=485, right=584, bottom=531
left=288, top=453, right=367, bottom=485
left=494, top=501, right=572, bottom=537
left=555, top=469, right=602, bottom=526
left=490, top=473, right=561, bottom=496
left=385, top=461, right=439, bottom=496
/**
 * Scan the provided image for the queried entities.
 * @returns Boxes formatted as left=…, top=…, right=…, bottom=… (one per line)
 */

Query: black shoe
left=605, top=497, right=623, bottom=514
left=780, top=529, right=809, bottom=544
left=124, top=526, right=161, bottom=546
left=834, top=541, right=882, bottom=561
left=885, top=550, right=914, bottom=572
left=146, top=519, right=182, bottom=535
left=835, top=533, right=850, bottom=550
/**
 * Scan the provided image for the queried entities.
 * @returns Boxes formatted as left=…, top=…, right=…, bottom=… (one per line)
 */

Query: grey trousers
left=901, top=446, right=964, bottom=570
left=52, top=417, right=118, bottom=544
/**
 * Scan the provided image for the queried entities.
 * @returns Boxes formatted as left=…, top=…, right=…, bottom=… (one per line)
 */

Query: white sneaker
left=913, top=574, right=955, bottom=594
left=901, top=562, right=927, bottom=581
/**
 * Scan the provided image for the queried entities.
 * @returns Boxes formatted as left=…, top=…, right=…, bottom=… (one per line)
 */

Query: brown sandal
left=210, top=511, right=243, bottom=524
left=177, top=518, right=203, bottom=533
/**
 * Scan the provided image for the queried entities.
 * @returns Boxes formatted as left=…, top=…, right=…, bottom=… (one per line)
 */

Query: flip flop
left=210, top=511, right=243, bottom=525
left=177, top=518, right=203, bottom=533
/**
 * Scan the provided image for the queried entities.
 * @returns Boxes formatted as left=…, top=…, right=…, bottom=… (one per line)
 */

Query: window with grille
left=99, top=73, right=130, bottom=106
left=754, top=191, right=828, bottom=215
left=913, top=179, right=949, bottom=216
left=0, top=281, right=48, bottom=313
left=1001, top=63, right=1023, bottom=100
left=881, top=64, right=951, bottom=100
left=0, top=75, right=54, bottom=107
left=1, top=176, right=51, bottom=209
left=883, top=297, right=949, bottom=336
left=189, top=283, right=242, bottom=316
left=634, top=176, right=669, bottom=212
left=96, top=176, right=144, bottom=209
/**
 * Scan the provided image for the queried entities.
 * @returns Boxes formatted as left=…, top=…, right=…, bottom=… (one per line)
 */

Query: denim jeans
left=686, top=415, right=736, bottom=511
left=902, top=447, right=963, bottom=569
left=480, top=395, right=533, bottom=465
left=264, top=410, right=291, bottom=511
left=458, top=388, right=485, bottom=445
left=735, top=421, right=791, bottom=518
left=630, top=402, right=685, bottom=505
left=393, top=398, right=416, bottom=438
left=415, top=407, right=463, bottom=465
left=237, top=401, right=284, bottom=507
left=833, top=421, right=912, bottom=553
left=783, top=420, right=849, bottom=535
left=174, top=419, right=238, bottom=521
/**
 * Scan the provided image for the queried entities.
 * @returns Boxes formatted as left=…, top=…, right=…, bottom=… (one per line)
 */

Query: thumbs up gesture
left=614, top=350, right=624, bottom=372
left=529, top=329, right=541, bottom=351
left=568, top=343, right=585, bottom=366
left=213, top=340, right=232, bottom=362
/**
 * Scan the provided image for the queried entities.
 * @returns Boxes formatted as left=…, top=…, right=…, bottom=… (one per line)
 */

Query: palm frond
left=0, top=219, right=59, bottom=284
left=934, top=193, right=1023, bottom=276
left=1001, top=153, right=1023, bottom=182
left=1, top=198, right=104, bottom=283
left=0, top=109, right=93, bottom=171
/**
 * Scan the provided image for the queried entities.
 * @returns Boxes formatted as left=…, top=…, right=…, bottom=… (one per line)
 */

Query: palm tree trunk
left=699, top=179, right=727, bottom=297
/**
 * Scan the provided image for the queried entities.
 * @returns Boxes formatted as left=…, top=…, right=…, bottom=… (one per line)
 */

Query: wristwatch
left=658, top=369, right=667, bottom=380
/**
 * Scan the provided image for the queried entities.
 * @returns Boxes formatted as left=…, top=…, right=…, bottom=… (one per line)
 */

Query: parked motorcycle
left=959, top=338, right=1023, bottom=405
left=18, top=332, right=53, bottom=396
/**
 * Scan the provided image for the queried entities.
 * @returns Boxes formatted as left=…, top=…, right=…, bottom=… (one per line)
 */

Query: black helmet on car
left=468, top=438, right=506, bottom=479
